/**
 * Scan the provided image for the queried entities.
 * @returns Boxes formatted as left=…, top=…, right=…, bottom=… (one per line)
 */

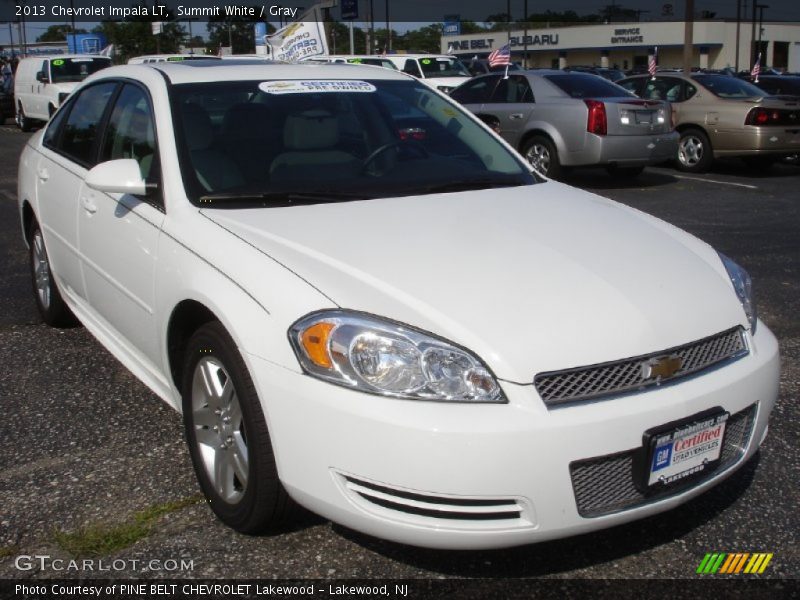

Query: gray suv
left=450, top=71, right=678, bottom=178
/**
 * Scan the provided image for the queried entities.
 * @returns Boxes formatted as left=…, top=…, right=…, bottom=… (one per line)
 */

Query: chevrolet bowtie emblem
left=642, top=355, right=683, bottom=381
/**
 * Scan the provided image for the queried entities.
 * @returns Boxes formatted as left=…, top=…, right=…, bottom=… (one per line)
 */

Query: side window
left=40, top=60, right=48, bottom=81
left=100, top=84, right=157, bottom=181
left=402, top=59, right=422, bottom=78
left=642, top=77, right=682, bottom=102
left=450, top=76, right=499, bottom=104
left=57, top=82, right=117, bottom=166
left=507, top=76, right=533, bottom=103
left=618, top=78, right=643, bottom=96
left=684, top=82, right=698, bottom=100
left=42, top=100, right=71, bottom=149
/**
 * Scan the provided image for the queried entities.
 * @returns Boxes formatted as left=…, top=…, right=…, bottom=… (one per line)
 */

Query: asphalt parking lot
left=0, top=123, right=797, bottom=584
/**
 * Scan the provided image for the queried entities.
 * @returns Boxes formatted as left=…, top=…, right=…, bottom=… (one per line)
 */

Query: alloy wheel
left=679, top=135, right=704, bottom=167
left=526, top=143, right=551, bottom=176
left=32, top=229, right=52, bottom=310
left=191, top=356, right=249, bottom=504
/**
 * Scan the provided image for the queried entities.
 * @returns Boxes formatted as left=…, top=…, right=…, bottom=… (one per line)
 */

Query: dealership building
left=441, top=20, right=800, bottom=72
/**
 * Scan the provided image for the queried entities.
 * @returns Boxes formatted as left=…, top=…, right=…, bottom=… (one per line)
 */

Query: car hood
left=422, top=76, right=471, bottom=89
left=202, top=183, right=747, bottom=383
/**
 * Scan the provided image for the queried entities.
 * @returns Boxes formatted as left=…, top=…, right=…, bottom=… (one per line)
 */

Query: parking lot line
left=671, top=174, right=759, bottom=190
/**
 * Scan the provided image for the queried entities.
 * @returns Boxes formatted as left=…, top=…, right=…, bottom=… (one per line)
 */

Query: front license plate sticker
left=648, top=413, right=728, bottom=486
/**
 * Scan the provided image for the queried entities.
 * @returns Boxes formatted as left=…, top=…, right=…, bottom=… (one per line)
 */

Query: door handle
left=509, top=113, right=524, bottom=120
left=81, top=197, right=98, bottom=214
left=37, top=168, right=49, bottom=182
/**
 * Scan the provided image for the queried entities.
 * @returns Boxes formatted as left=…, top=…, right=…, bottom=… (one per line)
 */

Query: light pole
left=756, top=3, right=769, bottom=62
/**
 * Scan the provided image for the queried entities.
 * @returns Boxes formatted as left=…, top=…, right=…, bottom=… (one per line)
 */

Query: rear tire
left=676, top=128, right=713, bottom=173
left=28, top=222, right=74, bottom=326
left=606, top=165, right=645, bottom=178
left=182, top=322, right=297, bottom=534
left=521, top=135, right=562, bottom=179
left=16, top=103, right=33, bottom=132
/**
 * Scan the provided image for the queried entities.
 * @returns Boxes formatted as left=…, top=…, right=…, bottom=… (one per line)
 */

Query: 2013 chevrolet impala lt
left=18, top=61, right=779, bottom=550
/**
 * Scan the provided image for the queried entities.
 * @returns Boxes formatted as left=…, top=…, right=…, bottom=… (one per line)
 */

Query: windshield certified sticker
left=52, top=59, right=65, bottom=66
left=259, top=80, right=377, bottom=94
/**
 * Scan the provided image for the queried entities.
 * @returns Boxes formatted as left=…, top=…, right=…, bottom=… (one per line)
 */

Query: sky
left=2, top=0, right=800, bottom=47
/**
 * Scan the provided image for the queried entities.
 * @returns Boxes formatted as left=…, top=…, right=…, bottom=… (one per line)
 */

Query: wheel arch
left=21, top=200, right=36, bottom=246
left=166, top=300, right=221, bottom=392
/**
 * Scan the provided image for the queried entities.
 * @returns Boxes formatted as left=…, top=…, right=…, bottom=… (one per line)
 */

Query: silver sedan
left=451, top=70, right=679, bottom=179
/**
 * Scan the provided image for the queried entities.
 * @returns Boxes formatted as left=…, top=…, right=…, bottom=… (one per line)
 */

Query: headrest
left=223, top=103, right=271, bottom=140
left=283, top=110, right=339, bottom=151
left=181, top=103, right=213, bottom=151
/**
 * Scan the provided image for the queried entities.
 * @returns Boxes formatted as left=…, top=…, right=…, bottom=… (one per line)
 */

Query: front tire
left=182, top=322, right=296, bottom=534
left=676, top=128, right=713, bottom=173
left=29, top=222, right=73, bottom=326
left=522, top=135, right=562, bottom=179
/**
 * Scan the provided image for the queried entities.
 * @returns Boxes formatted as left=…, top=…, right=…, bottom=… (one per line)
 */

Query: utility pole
left=683, top=0, right=694, bottom=73
left=385, top=0, right=390, bottom=52
left=523, top=0, right=528, bottom=67
left=8, top=22, right=15, bottom=57
left=368, top=0, right=374, bottom=55
left=735, top=0, right=741, bottom=72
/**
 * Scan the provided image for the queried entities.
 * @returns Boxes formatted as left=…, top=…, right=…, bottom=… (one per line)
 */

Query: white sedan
left=18, top=61, right=779, bottom=550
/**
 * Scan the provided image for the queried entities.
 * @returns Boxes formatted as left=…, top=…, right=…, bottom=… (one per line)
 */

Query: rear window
left=49, top=57, right=111, bottom=83
left=544, top=74, right=635, bottom=99
left=692, top=75, right=765, bottom=98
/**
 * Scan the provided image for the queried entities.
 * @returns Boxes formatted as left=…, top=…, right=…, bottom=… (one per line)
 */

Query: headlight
left=718, top=252, right=757, bottom=333
left=289, top=310, right=505, bottom=403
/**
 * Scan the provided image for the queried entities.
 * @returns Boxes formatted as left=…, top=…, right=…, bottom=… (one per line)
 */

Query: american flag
left=751, top=52, right=761, bottom=82
left=648, top=46, right=658, bottom=79
left=488, top=44, right=511, bottom=68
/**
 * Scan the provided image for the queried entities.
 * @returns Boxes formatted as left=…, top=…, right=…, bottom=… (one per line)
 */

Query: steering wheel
left=360, top=140, right=429, bottom=174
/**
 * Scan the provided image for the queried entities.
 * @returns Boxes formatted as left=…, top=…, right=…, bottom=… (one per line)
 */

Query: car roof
left=21, top=54, right=111, bottom=61
left=92, top=61, right=411, bottom=85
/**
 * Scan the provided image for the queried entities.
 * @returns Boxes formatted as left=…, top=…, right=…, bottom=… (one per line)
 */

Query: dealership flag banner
left=649, top=46, right=658, bottom=79
left=266, top=2, right=330, bottom=63
left=751, top=52, right=761, bottom=82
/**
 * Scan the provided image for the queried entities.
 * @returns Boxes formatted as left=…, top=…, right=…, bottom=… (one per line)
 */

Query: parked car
left=618, top=72, right=800, bottom=172
left=14, top=54, right=112, bottom=131
left=383, top=54, right=471, bottom=93
left=300, top=55, right=399, bottom=70
left=463, top=58, right=522, bottom=76
left=450, top=70, right=678, bottom=178
left=18, top=61, right=778, bottom=550
left=562, top=65, right=626, bottom=82
left=127, top=54, right=221, bottom=64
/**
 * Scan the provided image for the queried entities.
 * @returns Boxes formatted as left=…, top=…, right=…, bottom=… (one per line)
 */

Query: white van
left=383, top=54, right=471, bottom=93
left=14, top=54, right=112, bottom=130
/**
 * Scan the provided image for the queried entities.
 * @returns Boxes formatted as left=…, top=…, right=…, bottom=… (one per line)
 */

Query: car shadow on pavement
left=560, top=168, right=679, bottom=190
left=332, top=452, right=760, bottom=577
left=708, top=159, right=800, bottom=179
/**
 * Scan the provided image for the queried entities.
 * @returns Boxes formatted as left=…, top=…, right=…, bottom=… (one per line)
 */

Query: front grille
left=570, top=404, right=757, bottom=518
left=342, top=475, right=525, bottom=522
left=535, top=327, right=747, bottom=406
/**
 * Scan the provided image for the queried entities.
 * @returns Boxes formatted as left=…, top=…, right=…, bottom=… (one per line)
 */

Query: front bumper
left=247, top=323, right=779, bottom=549
left=564, top=131, right=679, bottom=167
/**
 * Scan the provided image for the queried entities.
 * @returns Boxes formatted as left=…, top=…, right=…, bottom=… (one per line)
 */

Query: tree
left=401, top=24, right=444, bottom=53
left=37, top=25, right=87, bottom=43
left=206, top=13, right=272, bottom=55
left=92, top=19, right=186, bottom=63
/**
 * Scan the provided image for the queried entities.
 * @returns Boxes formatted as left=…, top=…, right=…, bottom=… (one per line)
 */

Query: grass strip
left=53, top=495, right=203, bottom=558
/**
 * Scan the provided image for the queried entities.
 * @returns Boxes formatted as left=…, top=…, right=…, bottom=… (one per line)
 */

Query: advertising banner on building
left=266, top=3, right=330, bottom=62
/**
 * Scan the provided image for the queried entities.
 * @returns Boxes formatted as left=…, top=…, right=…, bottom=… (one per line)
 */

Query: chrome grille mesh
left=570, top=404, right=757, bottom=518
left=535, top=327, right=747, bottom=406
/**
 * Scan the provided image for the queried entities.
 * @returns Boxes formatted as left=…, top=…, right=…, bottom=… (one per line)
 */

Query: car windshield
left=347, top=58, right=398, bottom=70
left=692, top=75, right=766, bottom=98
left=544, top=73, right=635, bottom=98
left=418, top=57, right=471, bottom=78
left=171, top=79, right=535, bottom=207
left=50, top=57, right=111, bottom=83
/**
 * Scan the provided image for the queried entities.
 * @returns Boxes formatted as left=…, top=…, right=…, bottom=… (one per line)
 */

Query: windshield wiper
left=198, top=190, right=371, bottom=207
left=418, top=179, right=527, bottom=194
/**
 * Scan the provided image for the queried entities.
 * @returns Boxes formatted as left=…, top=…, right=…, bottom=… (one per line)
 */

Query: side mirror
left=86, top=159, right=148, bottom=196
left=36, top=71, right=48, bottom=83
